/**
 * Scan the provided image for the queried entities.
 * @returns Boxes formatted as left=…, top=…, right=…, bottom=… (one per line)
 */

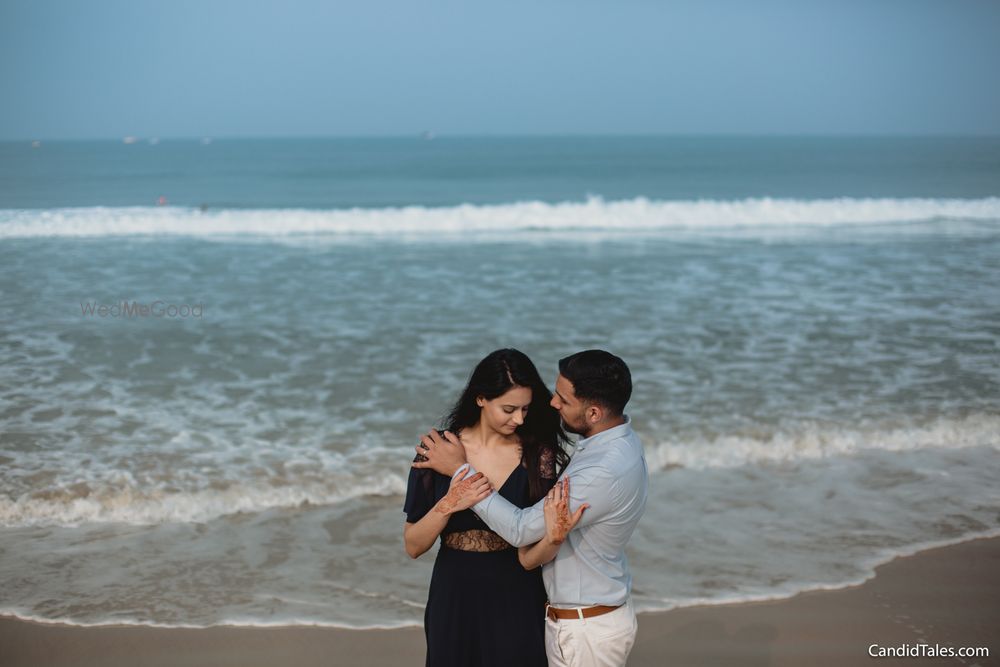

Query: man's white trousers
left=544, top=599, right=638, bottom=667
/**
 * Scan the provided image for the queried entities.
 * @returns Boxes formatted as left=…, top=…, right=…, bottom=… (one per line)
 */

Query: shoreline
left=629, top=535, right=998, bottom=666
left=2, top=537, right=997, bottom=666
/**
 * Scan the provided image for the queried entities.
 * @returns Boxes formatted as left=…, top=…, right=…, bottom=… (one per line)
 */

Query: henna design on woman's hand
left=435, top=472, right=490, bottom=515
left=544, top=477, right=588, bottom=545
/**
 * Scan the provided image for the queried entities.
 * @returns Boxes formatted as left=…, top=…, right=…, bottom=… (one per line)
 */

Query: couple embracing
left=404, top=349, right=648, bottom=667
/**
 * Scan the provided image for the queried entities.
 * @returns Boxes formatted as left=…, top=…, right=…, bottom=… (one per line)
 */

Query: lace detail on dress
left=539, top=447, right=556, bottom=480
left=443, top=529, right=512, bottom=552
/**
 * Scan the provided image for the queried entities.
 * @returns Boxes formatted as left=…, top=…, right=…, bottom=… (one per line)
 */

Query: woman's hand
left=435, top=471, right=492, bottom=515
left=544, top=477, right=588, bottom=545
left=413, top=429, right=468, bottom=476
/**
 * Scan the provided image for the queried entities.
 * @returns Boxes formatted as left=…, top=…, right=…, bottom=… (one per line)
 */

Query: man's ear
left=586, top=403, right=604, bottom=424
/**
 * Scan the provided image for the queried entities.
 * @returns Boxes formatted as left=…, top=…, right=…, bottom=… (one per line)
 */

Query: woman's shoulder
left=406, top=464, right=452, bottom=493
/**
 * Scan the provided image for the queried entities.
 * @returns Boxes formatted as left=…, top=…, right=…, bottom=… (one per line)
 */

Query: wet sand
left=629, top=536, right=998, bottom=666
left=2, top=537, right=997, bottom=666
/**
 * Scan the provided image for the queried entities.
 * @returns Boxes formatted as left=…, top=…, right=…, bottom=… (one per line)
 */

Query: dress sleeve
left=539, top=447, right=558, bottom=489
left=525, top=449, right=556, bottom=498
left=403, top=466, right=436, bottom=523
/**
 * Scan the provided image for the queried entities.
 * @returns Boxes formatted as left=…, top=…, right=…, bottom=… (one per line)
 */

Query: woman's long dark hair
left=443, top=349, right=569, bottom=503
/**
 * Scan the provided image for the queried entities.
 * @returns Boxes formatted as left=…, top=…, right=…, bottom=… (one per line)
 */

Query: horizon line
left=5, top=131, right=1000, bottom=144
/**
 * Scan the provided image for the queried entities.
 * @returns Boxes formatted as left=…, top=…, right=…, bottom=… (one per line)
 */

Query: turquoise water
left=3, top=136, right=999, bottom=209
left=1, top=136, right=998, bottom=628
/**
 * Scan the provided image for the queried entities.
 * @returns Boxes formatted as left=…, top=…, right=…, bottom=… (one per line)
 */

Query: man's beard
left=560, top=416, right=588, bottom=436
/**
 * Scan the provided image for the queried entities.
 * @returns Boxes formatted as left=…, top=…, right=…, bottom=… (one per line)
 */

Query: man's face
left=550, top=374, right=589, bottom=436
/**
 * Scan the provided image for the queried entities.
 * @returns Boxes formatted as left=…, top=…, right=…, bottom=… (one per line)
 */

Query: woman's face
left=478, top=385, right=532, bottom=436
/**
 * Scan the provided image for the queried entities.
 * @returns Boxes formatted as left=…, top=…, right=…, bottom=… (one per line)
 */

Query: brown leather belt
left=546, top=604, right=621, bottom=621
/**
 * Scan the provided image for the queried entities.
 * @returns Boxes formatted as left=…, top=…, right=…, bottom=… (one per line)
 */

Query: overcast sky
left=2, top=0, right=999, bottom=140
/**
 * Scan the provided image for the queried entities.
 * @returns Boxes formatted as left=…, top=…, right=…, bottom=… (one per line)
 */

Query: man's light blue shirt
left=469, top=417, right=648, bottom=607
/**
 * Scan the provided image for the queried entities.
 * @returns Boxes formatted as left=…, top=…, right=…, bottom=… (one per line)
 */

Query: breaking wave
left=1, top=196, right=998, bottom=238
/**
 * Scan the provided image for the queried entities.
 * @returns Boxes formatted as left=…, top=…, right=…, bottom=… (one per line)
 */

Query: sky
left=2, top=0, right=999, bottom=140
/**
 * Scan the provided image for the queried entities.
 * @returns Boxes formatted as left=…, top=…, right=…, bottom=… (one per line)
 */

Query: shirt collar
left=575, top=415, right=631, bottom=452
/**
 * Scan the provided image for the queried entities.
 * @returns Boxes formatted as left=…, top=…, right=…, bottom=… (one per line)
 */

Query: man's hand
left=544, top=477, right=588, bottom=545
left=435, top=472, right=492, bottom=515
left=412, top=429, right=468, bottom=477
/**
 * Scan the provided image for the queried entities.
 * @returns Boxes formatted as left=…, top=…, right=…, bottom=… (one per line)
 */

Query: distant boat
left=31, top=141, right=41, bottom=148
left=123, top=136, right=138, bottom=144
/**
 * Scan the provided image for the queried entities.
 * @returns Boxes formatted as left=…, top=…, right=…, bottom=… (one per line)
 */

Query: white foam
left=1, top=196, right=999, bottom=238
left=0, top=468, right=409, bottom=528
left=4, top=413, right=997, bottom=527
left=0, top=608, right=421, bottom=631
left=4, top=531, right=998, bottom=630
left=645, top=413, right=1000, bottom=470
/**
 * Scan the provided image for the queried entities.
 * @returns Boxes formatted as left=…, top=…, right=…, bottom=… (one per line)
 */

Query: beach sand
left=630, top=536, right=998, bottom=666
left=2, top=537, right=996, bottom=667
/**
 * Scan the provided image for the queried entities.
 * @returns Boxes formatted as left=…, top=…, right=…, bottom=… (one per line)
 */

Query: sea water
left=1, top=136, right=998, bottom=628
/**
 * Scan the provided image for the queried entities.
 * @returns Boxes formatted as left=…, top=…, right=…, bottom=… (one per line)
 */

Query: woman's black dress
left=404, top=463, right=552, bottom=667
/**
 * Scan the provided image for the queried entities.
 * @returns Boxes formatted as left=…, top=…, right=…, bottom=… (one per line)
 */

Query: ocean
left=1, top=136, right=998, bottom=629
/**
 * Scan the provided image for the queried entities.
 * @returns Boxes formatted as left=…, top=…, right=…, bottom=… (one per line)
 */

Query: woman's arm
left=517, top=477, right=587, bottom=570
left=517, top=536, right=561, bottom=570
left=404, top=472, right=492, bottom=559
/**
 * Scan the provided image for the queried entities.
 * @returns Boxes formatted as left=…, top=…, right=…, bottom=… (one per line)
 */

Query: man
left=416, top=350, right=648, bottom=667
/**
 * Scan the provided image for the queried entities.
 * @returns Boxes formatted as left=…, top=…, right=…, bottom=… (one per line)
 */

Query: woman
left=403, top=348, right=570, bottom=667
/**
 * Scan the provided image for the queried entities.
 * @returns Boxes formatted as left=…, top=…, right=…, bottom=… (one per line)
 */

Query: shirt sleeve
left=470, top=461, right=618, bottom=546
left=471, top=486, right=546, bottom=547
left=556, top=465, right=620, bottom=531
left=403, top=467, right=436, bottom=524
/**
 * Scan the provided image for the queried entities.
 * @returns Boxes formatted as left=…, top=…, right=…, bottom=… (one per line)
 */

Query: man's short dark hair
left=558, top=350, right=632, bottom=416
